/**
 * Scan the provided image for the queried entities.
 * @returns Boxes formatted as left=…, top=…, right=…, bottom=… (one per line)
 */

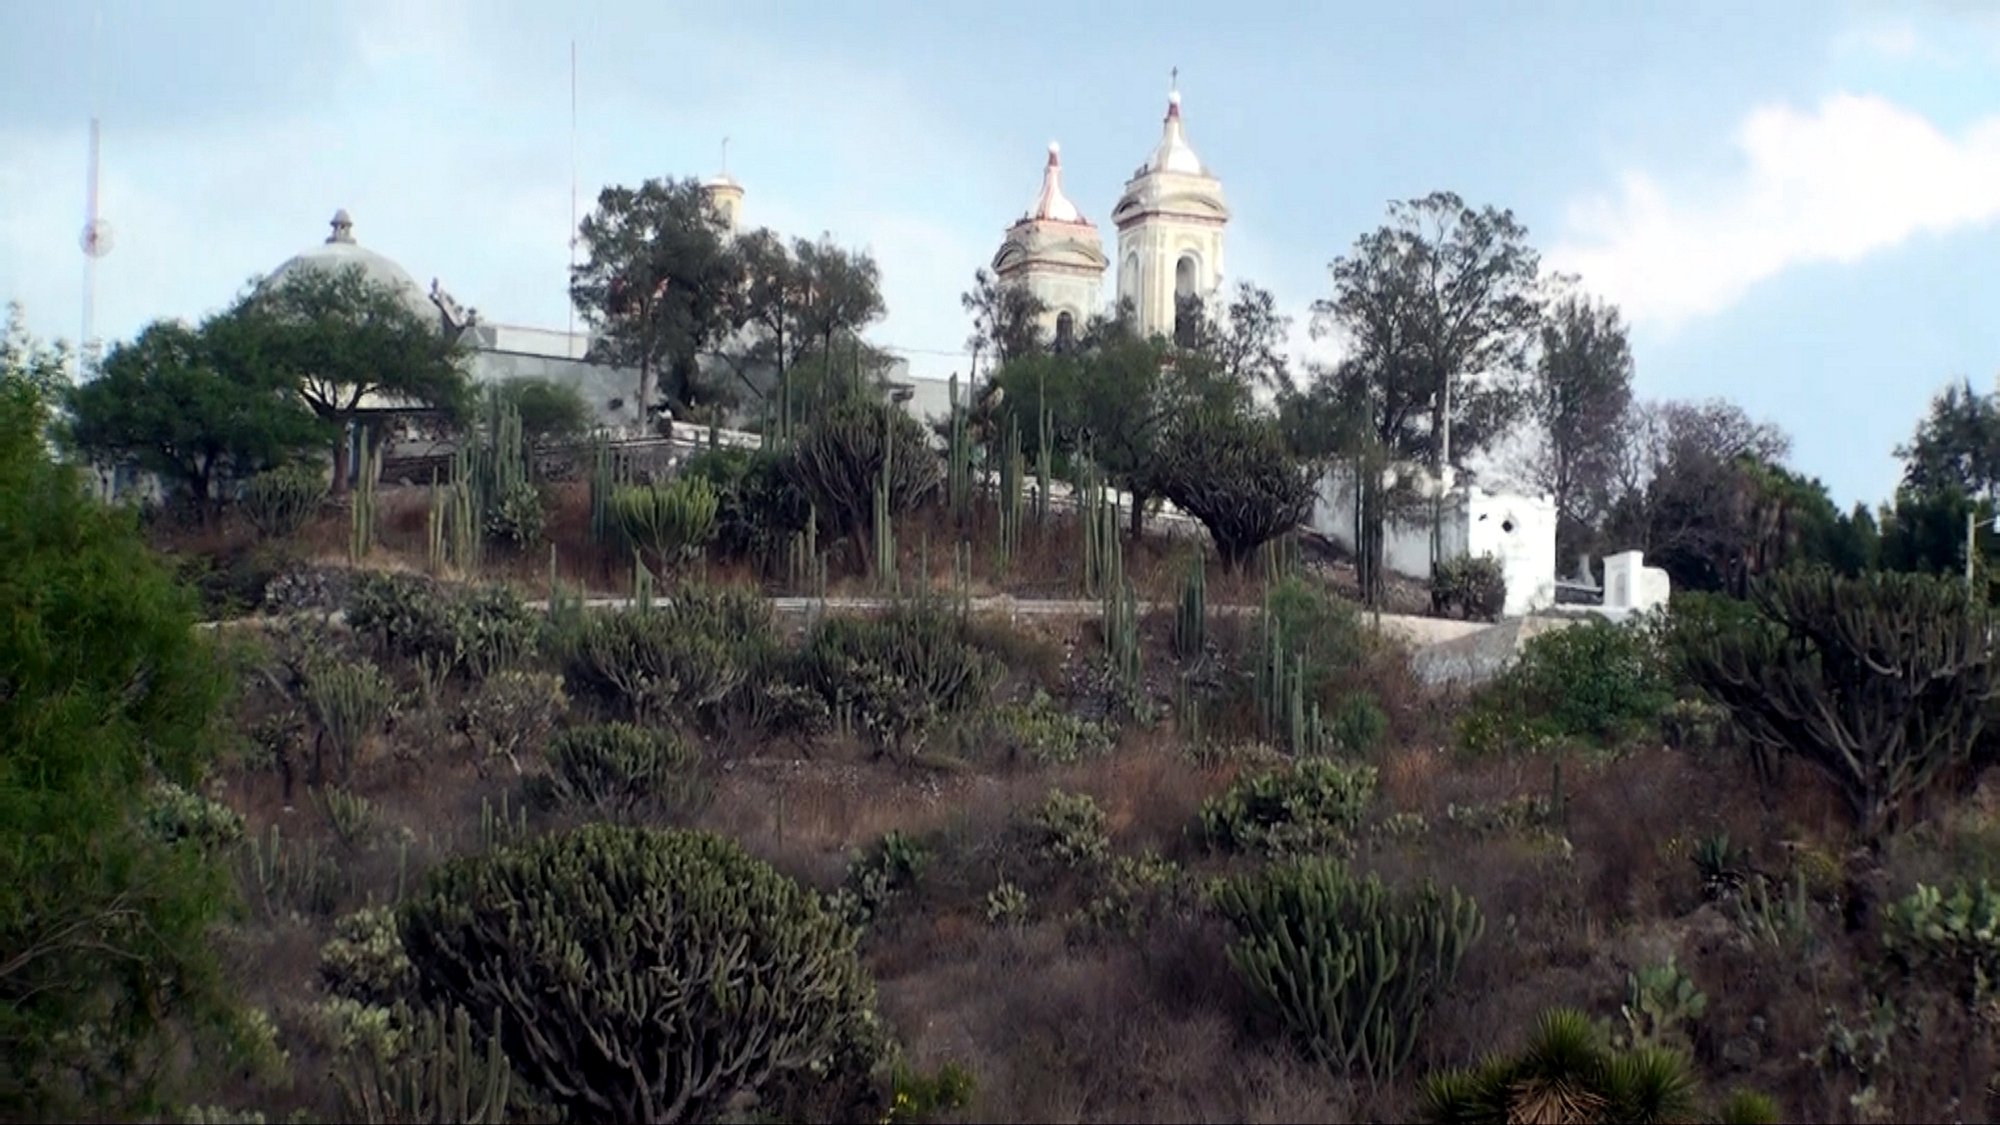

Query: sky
left=4, top=0, right=1999, bottom=509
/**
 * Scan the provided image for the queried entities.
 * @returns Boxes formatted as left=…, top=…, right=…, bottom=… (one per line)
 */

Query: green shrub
left=834, top=830, right=929, bottom=928
left=241, top=464, right=329, bottom=541
left=1430, top=554, right=1507, bottom=621
left=320, top=907, right=416, bottom=1007
left=1213, top=857, right=1482, bottom=1084
left=460, top=670, right=567, bottom=774
left=398, top=824, right=880, bottom=1124
left=560, top=585, right=774, bottom=725
left=1031, top=789, right=1110, bottom=869
left=1324, top=692, right=1390, bottom=755
left=1200, top=758, right=1377, bottom=856
left=1083, top=852, right=1184, bottom=933
left=346, top=573, right=538, bottom=679
left=142, top=781, right=246, bottom=852
left=798, top=605, right=998, bottom=759
left=1460, top=620, right=1670, bottom=755
left=969, top=690, right=1114, bottom=765
left=541, top=723, right=701, bottom=818
left=481, top=477, right=546, bottom=552
left=1883, top=879, right=2000, bottom=1008
left=680, top=446, right=812, bottom=568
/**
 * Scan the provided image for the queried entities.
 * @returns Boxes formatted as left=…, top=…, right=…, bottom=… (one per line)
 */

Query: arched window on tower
left=1172, top=254, right=1201, bottom=347
left=1055, top=311, right=1076, bottom=352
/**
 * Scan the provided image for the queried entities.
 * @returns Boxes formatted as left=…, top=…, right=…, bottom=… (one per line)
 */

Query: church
left=989, top=84, right=1230, bottom=348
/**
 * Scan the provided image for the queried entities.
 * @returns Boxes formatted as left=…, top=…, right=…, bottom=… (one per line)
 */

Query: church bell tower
left=1111, top=77, right=1229, bottom=342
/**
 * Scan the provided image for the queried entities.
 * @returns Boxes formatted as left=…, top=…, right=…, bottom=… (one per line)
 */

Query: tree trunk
left=330, top=429, right=352, bottom=497
left=1128, top=489, right=1148, bottom=541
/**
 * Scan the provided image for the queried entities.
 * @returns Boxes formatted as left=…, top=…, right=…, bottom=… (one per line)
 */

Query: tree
left=787, top=397, right=942, bottom=572
left=0, top=375, right=255, bottom=1117
left=570, top=178, right=738, bottom=423
left=716, top=228, right=803, bottom=406
left=792, top=236, right=886, bottom=379
left=64, top=318, right=328, bottom=519
left=237, top=265, right=470, bottom=492
left=1898, top=377, right=2000, bottom=500
left=1, top=302, right=69, bottom=401
left=1682, top=568, right=2000, bottom=839
left=1516, top=287, right=1634, bottom=561
left=1179, top=280, right=1294, bottom=393
left=1601, top=399, right=1795, bottom=593
left=961, top=268, right=1048, bottom=373
left=1312, top=190, right=1544, bottom=475
left=488, top=376, right=590, bottom=447
left=1154, top=405, right=1317, bottom=571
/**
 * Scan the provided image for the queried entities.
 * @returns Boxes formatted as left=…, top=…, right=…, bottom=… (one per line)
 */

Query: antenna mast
left=79, top=1, right=113, bottom=379
left=567, top=38, right=578, bottom=342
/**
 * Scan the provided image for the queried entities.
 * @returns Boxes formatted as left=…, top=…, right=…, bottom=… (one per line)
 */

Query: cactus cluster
left=614, top=476, right=719, bottom=577
left=397, top=825, right=878, bottom=1125
left=243, top=464, right=328, bottom=541
left=996, top=417, right=1026, bottom=569
left=336, top=1004, right=514, bottom=1125
left=587, top=430, right=633, bottom=545
left=946, top=373, right=973, bottom=528
left=1257, top=586, right=1327, bottom=756
left=1212, top=857, right=1483, bottom=1085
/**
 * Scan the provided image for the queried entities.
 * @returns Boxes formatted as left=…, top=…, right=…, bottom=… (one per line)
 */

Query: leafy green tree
left=487, top=376, right=590, bottom=447
left=1175, top=280, right=1294, bottom=392
left=1, top=302, right=70, bottom=402
left=1898, top=377, right=2000, bottom=500
left=0, top=376, right=255, bottom=1117
left=63, top=318, right=328, bottom=519
left=792, top=236, right=886, bottom=375
left=570, top=178, right=738, bottom=422
left=1517, top=286, right=1634, bottom=562
left=961, top=268, right=1048, bottom=371
left=1154, top=405, right=1317, bottom=571
left=236, top=264, right=471, bottom=492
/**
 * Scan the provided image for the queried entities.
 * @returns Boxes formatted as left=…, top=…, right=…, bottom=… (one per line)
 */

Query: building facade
left=989, top=85, right=1231, bottom=344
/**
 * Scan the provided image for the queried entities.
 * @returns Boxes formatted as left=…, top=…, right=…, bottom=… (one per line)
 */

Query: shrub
left=1030, top=789, right=1110, bottom=869
left=614, top=476, right=719, bottom=575
left=1883, top=880, right=2000, bottom=1009
left=241, top=464, right=328, bottom=540
left=320, top=907, right=416, bottom=1007
left=481, top=477, right=546, bottom=552
left=460, top=670, right=567, bottom=774
left=1460, top=620, right=1671, bottom=755
left=1200, top=758, right=1377, bottom=856
left=797, top=605, right=998, bottom=759
left=345, top=573, right=538, bottom=679
left=834, top=830, right=929, bottom=928
left=1681, top=568, right=2000, bottom=838
left=142, top=781, right=246, bottom=852
left=1212, top=857, right=1482, bottom=1084
left=1430, top=554, right=1507, bottom=621
left=398, top=824, right=879, bottom=1124
left=563, top=608, right=745, bottom=725
left=968, top=690, right=1114, bottom=765
left=1418, top=1008, right=1766, bottom=1124
left=680, top=446, right=812, bottom=568
left=541, top=722, right=700, bottom=818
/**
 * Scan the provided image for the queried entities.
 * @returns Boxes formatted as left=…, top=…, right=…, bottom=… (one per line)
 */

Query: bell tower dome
left=1111, top=80, right=1229, bottom=342
left=990, top=141, right=1109, bottom=347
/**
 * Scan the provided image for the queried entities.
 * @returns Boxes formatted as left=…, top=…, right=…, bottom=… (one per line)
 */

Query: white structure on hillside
left=991, top=81, right=1230, bottom=343
left=1311, top=465, right=1560, bottom=618
left=992, top=143, right=1109, bottom=347
left=1598, top=550, right=1672, bottom=620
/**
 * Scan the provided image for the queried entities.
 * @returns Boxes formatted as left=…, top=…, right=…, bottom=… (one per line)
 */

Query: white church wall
left=1309, top=465, right=1558, bottom=618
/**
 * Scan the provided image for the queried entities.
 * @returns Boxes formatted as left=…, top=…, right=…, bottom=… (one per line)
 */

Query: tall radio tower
left=78, top=1, right=113, bottom=379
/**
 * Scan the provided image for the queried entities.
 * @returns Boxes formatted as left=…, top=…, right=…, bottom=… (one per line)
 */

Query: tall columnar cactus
left=1034, top=391, right=1053, bottom=529
left=1079, top=458, right=1118, bottom=600
left=997, top=417, right=1025, bottom=571
left=338, top=1004, right=513, bottom=1125
left=632, top=551, right=655, bottom=612
left=587, top=430, right=632, bottom=545
left=1212, top=857, right=1484, bottom=1085
left=787, top=505, right=821, bottom=595
left=1175, top=545, right=1207, bottom=662
left=349, top=427, right=380, bottom=565
left=873, top=405, right=898, bottom=592
left=426, top=468, right=446, bottom=575
left=397, top=825, right=878, bottom=1125
left=1097, top=495, right=1143, bottom=704
left=946, top=373, right=973, bottom=528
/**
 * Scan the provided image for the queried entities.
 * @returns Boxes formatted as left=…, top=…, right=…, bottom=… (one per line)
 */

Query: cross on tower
left=1170, top=66, right=1178, bottom=93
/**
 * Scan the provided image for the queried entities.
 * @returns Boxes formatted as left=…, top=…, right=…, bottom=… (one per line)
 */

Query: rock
left=1721, top=1035, right=1761, bottom=1068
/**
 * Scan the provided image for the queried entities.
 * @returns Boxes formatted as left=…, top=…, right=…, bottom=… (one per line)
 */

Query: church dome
left=1022, top=142, right=1090, bottom=226
left=260, top=209, right=439, bottom=326
left=1141, top=91, right=1208, bottom=177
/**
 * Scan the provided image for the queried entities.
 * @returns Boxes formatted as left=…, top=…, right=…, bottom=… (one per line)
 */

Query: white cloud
left=1547, top=94, right=2000, bottom=330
